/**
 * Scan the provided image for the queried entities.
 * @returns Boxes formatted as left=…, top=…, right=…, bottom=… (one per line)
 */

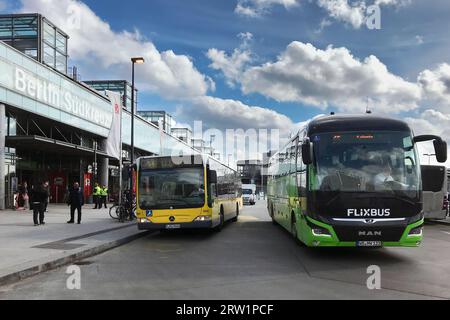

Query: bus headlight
left=139, top=218, right=148, bottom=223
left=408, top=226, right=423, bottom=236
left=194, top=216, right=212, bottom=222
left=312, top=227, right=332, bottom=237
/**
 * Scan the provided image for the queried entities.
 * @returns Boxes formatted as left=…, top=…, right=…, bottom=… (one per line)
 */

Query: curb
left=0, top=229, right=151, bottom=287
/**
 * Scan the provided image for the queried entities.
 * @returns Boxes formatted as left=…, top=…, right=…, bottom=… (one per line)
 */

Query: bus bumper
left=301, top=217, right=424, bottom=248
left=138, top=220, right=213, bottom=230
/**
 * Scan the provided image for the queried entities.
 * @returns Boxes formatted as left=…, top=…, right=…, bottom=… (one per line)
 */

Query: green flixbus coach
left=267, top=114, right=447, bottom=248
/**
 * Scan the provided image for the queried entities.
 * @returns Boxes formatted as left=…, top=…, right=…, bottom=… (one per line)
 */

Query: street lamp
left=130, top=57, right=145, bottom=165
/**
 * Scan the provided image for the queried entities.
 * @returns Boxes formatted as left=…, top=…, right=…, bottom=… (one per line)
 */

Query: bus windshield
left=138, top=167, right=205, bottom=209
left=242, top=189, right=253, bottom=195
left=312, top=131, right=420, bottom=195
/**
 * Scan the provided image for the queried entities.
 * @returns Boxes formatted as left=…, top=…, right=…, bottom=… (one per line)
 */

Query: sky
left=1, top=0, right=450, bottom=164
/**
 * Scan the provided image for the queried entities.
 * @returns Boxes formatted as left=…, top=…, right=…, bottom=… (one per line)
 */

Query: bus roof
left=137, top=154, right=237, bottom=173
left=307, top=114, right=412, bottom=136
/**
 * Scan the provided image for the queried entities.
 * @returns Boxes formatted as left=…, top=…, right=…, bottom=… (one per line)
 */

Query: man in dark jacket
left=30, top=182, right=49, bottom=226
left=67, top=182, right=84, bottom=224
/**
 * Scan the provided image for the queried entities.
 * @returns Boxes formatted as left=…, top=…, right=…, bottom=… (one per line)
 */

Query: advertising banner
left=105, top=91, right=122, bottom=160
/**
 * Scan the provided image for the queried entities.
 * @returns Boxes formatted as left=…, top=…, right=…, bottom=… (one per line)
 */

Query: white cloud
left=317, top=0, right=366, bottom=29
left=18, top=0, right=214, bottom=99
left=184, top=96, right=296, bottom=133
left=235, top=0, right=299, bottom=17
left=240, top=41, right=422, bottom=113
left=418, top=63, right=450, bottom=110
left=415, top=35, right=424, bottom=45
left=207, top=33, right=254, bottom=87
left=316, top=0, right=411, bottom=29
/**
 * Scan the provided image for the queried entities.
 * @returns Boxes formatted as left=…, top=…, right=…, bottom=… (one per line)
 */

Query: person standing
left=67, top=182, right=84, bottom=224
left=29, top=182, right=48, bottom=226
left=43, top=181, right=50, bottom=212
left=23, top=182, right=30, bottom=210
left=100, top=185, right=108, bottom=209
left=92, top=183, right=101, bottom=209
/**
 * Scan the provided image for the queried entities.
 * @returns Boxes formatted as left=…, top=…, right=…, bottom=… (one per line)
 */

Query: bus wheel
left=231, top=203, right=239, bottom=222
left=215, top=207, right=225, bottom=232
left=270, top=204, right=276, bottom=225
left=291, top=213, right=298, bottom=239
left=291, top=213, right=305, bottom=246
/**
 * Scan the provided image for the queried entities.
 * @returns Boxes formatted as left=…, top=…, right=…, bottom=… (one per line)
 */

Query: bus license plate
left=166, top=224, right=181, bottom=230
left=357, top=241, right=382, bottom=247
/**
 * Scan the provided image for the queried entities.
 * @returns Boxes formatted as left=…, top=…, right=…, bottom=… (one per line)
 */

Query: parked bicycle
left=109, top=190, right=136, bottom=223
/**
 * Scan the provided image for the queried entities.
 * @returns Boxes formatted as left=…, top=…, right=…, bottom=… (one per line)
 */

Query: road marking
left=442, top=231, right=450, bottom=235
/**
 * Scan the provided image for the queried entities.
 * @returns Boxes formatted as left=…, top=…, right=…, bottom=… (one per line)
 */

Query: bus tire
left=231, top=203, right=239, bottom=222
left=270, top=204, right=277, bottom=225
left=215, top=207, right=225, bottom=232
left=291, top=212, right=305, bottom=246
left=291, top=213, right=298, bottom=238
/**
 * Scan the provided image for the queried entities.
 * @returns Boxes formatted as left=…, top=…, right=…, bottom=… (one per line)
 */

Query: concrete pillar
left=0, top=104, right=6, bottom=210
left=99, top=157, right=109, bottom=188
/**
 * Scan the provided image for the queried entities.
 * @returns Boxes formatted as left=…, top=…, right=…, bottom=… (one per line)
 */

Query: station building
left=0, top=14, right=198, bottom=209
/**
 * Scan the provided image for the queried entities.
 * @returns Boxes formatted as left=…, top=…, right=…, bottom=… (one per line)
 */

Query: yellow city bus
left=136, top=155, right=242, bottom=231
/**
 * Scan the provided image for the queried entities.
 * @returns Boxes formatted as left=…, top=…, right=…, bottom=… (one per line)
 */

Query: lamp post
left=130, top=57, right=145, bottom=165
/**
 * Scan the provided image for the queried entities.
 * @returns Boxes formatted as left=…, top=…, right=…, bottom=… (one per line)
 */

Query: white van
left=421, top=165, right=449, bottom=220
left=242, top=184, right=256, bottom=205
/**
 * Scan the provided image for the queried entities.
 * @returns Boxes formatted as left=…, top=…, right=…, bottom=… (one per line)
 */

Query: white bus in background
left=421, top=165, right=449, bottom=220
left=242, top=184, right=256, bottom=205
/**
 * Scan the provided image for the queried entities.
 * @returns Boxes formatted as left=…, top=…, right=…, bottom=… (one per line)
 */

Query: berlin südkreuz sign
left=14, top=67, right=111, bottom=128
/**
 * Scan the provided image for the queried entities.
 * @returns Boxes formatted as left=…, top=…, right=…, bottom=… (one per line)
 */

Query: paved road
left=1, top=200, right=450, bottom=300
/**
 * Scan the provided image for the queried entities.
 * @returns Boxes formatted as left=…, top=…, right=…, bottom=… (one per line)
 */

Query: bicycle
left=109, top=190, right=137, bottom=223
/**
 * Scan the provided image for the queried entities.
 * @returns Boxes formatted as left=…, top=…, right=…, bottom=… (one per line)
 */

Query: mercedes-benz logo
left=169, top=216, right=175, bottom=222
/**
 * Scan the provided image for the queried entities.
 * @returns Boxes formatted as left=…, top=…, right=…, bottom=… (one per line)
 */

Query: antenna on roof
left=366, top=97, right=372, bottom=114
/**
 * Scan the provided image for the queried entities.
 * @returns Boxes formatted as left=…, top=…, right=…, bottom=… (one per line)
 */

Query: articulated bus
left=136, top=155, right=242, bottom=231
left=267, top=114, right=447, bottom=248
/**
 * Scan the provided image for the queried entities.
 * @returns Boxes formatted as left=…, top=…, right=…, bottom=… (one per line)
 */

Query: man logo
left=364, top=219, right=376, bottom=224
left=359, top=231, right=382, bottom=237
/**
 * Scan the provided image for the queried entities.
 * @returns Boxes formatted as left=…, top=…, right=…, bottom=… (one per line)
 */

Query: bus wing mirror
left=434, top=139, right=447, bottom=163
left=413, top=135, right=448, bottom=163
left=209, top=170, right=218, bottom=184
left=302, top=139, right=313, bottom=165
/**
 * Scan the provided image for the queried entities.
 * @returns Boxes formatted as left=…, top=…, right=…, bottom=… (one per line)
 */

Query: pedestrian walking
left=29, top=182, right=49, bottom=226
left=100, top=185, right=108, bottom=209
left=67, top=182, right=84, bottom=224
left=92, top=183, right=101, bottom=209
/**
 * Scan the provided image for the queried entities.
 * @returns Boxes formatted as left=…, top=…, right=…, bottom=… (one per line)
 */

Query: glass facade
left=42, top=18, right=68, bottom=74
left=0, top=14, right=68, bottom=74
left=171, top=127, right=192, bottom=145
left=84, top=80, right=138, bottom=112
left=137, top=111, right=174, bottom=133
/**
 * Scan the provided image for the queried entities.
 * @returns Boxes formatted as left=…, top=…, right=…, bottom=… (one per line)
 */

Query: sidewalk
left=0, top=204, right=149, bottom=286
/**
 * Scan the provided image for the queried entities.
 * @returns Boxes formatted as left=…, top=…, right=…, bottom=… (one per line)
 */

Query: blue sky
left=2, top=0, right=450, bottom=163
left=76, top=0, right=450, bottom=123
